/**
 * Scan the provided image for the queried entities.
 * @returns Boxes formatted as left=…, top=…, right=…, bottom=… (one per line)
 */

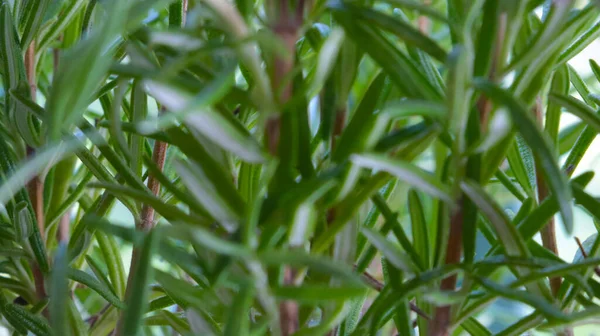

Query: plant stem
left=25, top=41, right=47, bottom=302
left=269, top=1, right=303, bottom=334
left=533, top=97, right=561, bottom=295
left=116, top=0, right=185, bottom=331
left=116, top=133, right=168, bottom=336
left=429, top=199, right=463, bottom=336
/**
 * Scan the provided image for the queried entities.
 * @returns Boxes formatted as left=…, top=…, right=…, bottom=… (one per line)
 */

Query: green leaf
left=49, top=243, right=70, bottom=336
left=144, top=79, right=265, bottom=163
left=96, top=231, right=126, bottom=299
left=2, top=302, right=52, bottom=336
left=504, top=0, right=573, bottom=72
left=409, top=189, right=430, bottom=268
left=89, top=182, right=206, bottom=226
left=308, top=27, right=345, bottom=98
left=381, top=100, right=447, bottom=121
left=461, top=317, right=492, bottom=336
left=0, top=141, right=79, bottom=207
left=67, top=268, right=124, bottom=309
left=85, top=255, right=118, bottom=296
left=333, top=7, right=441, bottom=100
left=506, top=135, right=536, bottom=199
left=120, top=229, right=159, bottom=336
left=351, top=153, right=453, bottom=203
left=258, top=250, right=363, bottom=284
left=474, top=79, right=573, bottom=233
left=223, top=282, right=254, bottom=336
left=19, top=0, right=51, bottom=48
left=334, top=72, right=390, bottom=162
left=45, top=0, right=130, bottom=141
left=545, top=65, right=570, bottom=152
left=166, top=225, right=251, bottom=258
left=174, top=160, right=243, bottom=231
left=473, top=276, right=567, bottom=321
left=461, top=180, right=529, bottom=257
left=557, top=19, right=600, bottom=66
left=549, top=93, right=600, bottom=136
left=272, top=285, right=367, bottom=303
left=361, top=227, right=419, bottom=273
left=332, top=1, right=448, bottom=61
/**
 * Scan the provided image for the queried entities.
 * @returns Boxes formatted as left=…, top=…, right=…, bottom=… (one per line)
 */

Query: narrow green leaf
left=351, top=153, right=453, bottom=203
left=308, top=27, right=345, bottom=98
left=45, top=0, right=130, bottom=141
left=19, top=0, right=51, bottom=48
left=334, top=72, right=390, bottom=162
left=67, top=268, right=124, bottom=309
left=332, top=2, right=447, bottom=62
left=506, top=135, right=537, bottom=199
left=557, top=20, right=600, bottom=66
left=3, top=303, right=52, bottom=336
left=381, top=100, right=447, bottom=121
left=461, top=180, right=529, bottom=257
left=474, top=79, right=573, bottom=233
left=89, top=182, right=206, bottom=225
left=121, top=230, right=159, bottom=336
left=166, top=225, right=251, bottom=258
left=14, top=201, right=33, bottom=241
left=333, top=8, right=440, bottom=100
left=258, top=250, right=363, bottom=284
left=549, top=93, right=600, bottom=136
left=223, top=282, right=254, bottom=336
left=504, top=0, right=573, bottom=72
left=545, top=66, right=570, bottom=152
left=96, top=231, right=126, bottom=299
left=143, top=79, right=265, bottom=163
left=174, top=160, right=242, bottom=231
left=474, top=276, right=567, bottom=321
left=461, top=317, right=492, bottom=336
left=361, top=227, right=419, bottom=273
left=408, top=190, right=430, bottom=268
left=37, top=0, right=86, bottom=52
left=272, top=285, right=367, bottom=303
left=50, top=243, right=70, bottom=336
left=85, top=255, right=118, bottom=296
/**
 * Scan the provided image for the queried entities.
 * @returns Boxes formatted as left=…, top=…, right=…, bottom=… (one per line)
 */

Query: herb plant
left=1, top=0, right=600, bottom=335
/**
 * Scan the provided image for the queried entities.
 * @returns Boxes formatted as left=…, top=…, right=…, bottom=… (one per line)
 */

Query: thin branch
left=269, top=0, right=304, bottom=333
left=25, top=41, right=47, bottom=302
left=116, top=125, right=168, bottom=336
left=534, top=96, right=561, bottom=295
left=430, top=199, right=463, bottom=336
left=575, top=237, right=600, bottom=277
left=359, top=267, right=429, bottom=320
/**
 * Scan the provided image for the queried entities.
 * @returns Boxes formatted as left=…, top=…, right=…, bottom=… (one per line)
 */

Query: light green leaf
left=361, top=227, right=419, bottom=273
left=272, top=285, right=367, bottom=303
left=474, top=79, right=573, bottom=233
left=144, top=80, right=265, bottom=163
left=549, top=93, right=600, bottom=136
left=50, top=243, right=70, bottom=336
left=120, top=230, right=159, bottom=336
left=351, top=153, right=453, bottom=203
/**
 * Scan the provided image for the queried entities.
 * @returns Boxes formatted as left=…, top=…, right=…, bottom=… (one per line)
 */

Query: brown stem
left=270, top=1, right=303, bottom=334
left=533, top=97, right=561, bottom=295
left=25, top=42, right=44, bottom=239
left=52, top=45, right=72, bottom=245
left=25, top=41, right=47, bottom=302
left=116, top=139, right=167, bottom=335
left=430, top=14, right=507, bottom=335
left=429, top=200, right=463, bottom=336
left=417, top=0, right=431, bottom=33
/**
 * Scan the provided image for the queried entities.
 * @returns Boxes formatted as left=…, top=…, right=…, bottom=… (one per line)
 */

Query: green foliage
left=1, top=0, right=600, bottom=335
